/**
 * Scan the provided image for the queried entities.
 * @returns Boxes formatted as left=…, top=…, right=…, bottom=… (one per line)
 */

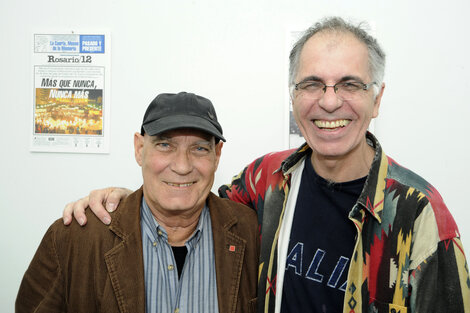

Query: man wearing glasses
left=62, top=17, right=469, bottom=313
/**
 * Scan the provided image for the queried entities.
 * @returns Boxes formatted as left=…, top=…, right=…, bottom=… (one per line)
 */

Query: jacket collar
left=104, top=187, right=146, bottom=313
left=278, top=132, right=387, bottom=223
left=354, top=133, right=387, bottom=223
left=277, top=143, right=310, bottom=175
left=207, top=192, right=248, bottom=313
left=104, top=189, right=249, bottom=313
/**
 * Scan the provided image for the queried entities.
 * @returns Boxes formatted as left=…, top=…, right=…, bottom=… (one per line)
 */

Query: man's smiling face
left=292, top=31, right=383, bottom=162
left=134, top=128, right=222, bottom=217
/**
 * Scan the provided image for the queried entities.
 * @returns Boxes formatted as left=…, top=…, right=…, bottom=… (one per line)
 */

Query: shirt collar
left=141, top=196, right=207, bottom=247
left=278, top=131, right=386, bottom=222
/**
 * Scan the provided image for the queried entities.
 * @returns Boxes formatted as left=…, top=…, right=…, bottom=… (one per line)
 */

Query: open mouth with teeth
left=166, top=182, right=195, bottom=187
left=314, top=119, right=351, bottom=130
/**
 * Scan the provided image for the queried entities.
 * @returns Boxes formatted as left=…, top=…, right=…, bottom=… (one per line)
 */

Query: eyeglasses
left=293, top=80, right=376, bottom=100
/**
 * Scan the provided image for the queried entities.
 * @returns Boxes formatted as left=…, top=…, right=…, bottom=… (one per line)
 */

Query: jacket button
left=391, top=309, right=396, bottom=313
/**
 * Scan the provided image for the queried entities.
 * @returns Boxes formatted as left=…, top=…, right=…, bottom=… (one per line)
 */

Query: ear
left=213, top=141, right=223, bottom=171
left=134, top=132, right=144, bottom=166
left=372, top=82, right=385, bottom=118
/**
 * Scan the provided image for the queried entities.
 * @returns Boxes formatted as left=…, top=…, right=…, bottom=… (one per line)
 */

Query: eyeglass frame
left=292, top=79, right=377, bottom=99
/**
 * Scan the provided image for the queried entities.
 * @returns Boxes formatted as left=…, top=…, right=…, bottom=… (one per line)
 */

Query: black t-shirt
left=281, top=155, right=366, bottom=313
left=171, top=245, right=188, bottom=279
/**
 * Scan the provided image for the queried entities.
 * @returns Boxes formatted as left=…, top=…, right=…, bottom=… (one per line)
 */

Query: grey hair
left=289, top=16, right=386, bottom=95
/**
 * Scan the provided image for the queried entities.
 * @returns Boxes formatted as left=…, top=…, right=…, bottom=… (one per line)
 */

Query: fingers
left=62, top=187, right=132, bottom=227
left=62, top=196, right=90, bottom=226
left=87, top=187, right=131, bottom=225
left=104, top=188, right=133, bottom=213
left=89, top=189, right=112, bottom=225
left=63, top=201, right=75, bottom=225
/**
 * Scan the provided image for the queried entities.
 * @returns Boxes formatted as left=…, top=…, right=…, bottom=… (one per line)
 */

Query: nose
left=318, top=86, right=343, bottom=112
left=170, top=149, right=193, bottom=175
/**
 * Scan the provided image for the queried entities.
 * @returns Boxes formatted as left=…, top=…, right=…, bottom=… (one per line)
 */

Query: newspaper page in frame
left=31, top=31, right=110, bottom=153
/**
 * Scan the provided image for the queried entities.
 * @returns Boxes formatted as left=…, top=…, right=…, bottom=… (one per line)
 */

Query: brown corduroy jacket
left=16, top=188, right=259, bottom=313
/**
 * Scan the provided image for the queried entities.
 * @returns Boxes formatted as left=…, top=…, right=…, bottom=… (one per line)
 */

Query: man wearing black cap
left=60, top=17, right=470, bottom=313
left=16, top=92, right=259, bottom=313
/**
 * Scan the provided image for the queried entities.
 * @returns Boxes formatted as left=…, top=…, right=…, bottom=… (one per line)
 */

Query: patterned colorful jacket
left=219, top=132, right=470, bottom=313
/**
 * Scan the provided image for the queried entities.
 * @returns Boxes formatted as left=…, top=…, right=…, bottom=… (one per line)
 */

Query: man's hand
left=62, top=187, right=132, bottom=226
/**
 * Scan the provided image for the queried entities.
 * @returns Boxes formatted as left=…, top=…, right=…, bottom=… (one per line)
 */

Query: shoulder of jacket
left=385, top=156, right=438, bottom=197
left=211, top=195, right=257, bottom=224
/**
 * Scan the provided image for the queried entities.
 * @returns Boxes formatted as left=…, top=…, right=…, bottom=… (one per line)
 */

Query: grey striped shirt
left=141, top=197, right=219, bottom=313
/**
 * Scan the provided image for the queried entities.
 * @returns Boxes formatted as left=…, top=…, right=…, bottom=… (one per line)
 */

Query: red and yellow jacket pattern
left=220, top=132, right=470, bottom=313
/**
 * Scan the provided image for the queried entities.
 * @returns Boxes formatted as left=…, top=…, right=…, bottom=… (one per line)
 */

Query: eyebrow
left=297, top=75, right=365, bottom=84
left=151, top=135, right=170, bottom=142
left=297, top=75, right=322, bottom=84
left=194, top=140, right=213, bottom=147
left=338, top=75, right=365, bottom=83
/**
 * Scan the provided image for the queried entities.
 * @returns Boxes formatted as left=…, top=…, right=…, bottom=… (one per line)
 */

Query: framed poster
left=31, top=31, right=111, bottom=153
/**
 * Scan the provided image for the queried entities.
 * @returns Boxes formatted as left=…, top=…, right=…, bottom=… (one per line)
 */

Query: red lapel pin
left=229, top=245, right=236, bottom=252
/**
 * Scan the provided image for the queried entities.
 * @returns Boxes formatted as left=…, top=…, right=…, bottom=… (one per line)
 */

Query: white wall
left=1, top=0, right=469, bottom=311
